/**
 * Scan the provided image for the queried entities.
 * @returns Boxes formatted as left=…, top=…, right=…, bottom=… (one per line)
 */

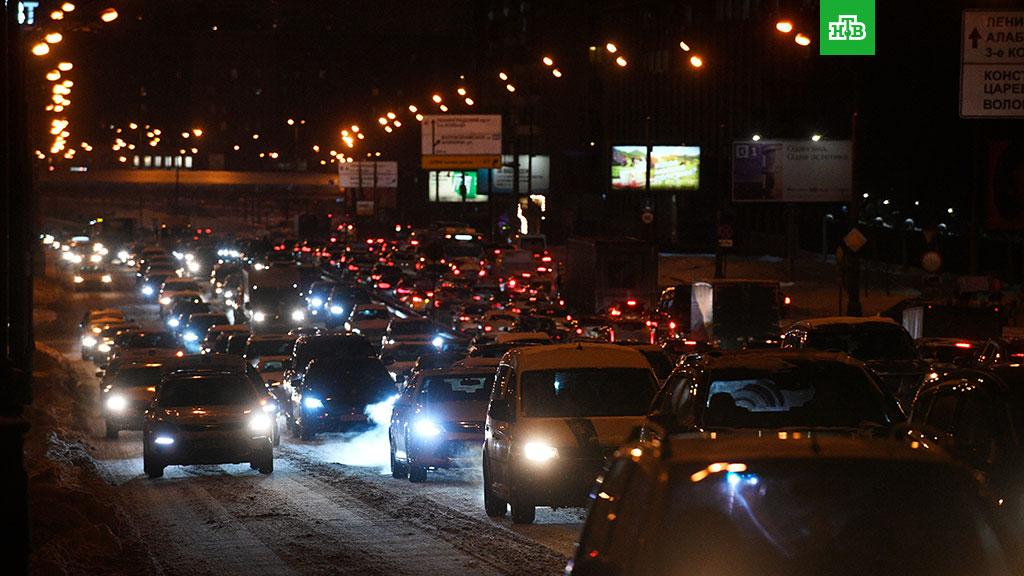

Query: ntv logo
left=827, top=15, right=867, bottom=41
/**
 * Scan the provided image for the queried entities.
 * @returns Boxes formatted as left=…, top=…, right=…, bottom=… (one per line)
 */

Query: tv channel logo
left=820, top=0, right=875, bottom=55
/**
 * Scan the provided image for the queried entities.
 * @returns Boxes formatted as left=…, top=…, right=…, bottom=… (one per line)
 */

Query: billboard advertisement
left=427, top=171, right=487, bottom=202
left=985, top=140, right=1024, bottom=230
left=732, top=140, right=851, bottom=202
left=337, top=161, right=398, bottom=188
left=611, top=145, right=700, bottom=190
left=421, top=115, right=502, bottom=170
left=480, top=155, right=550, bottom=194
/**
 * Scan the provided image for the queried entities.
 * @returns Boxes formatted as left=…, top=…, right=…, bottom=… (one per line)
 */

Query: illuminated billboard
left=611, top=145, right=700, bottom=190
left=427, top=171, right=486, bottom=202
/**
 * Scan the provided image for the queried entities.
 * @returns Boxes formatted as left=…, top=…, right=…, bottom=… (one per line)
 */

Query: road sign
left=337, top=161, right=398, bottom=188
left=421, top=115, right=502, bottom=169
left=641, top=210, right=655, bottom=224
left=843, top=227, right=867, bottom=252
left=960, top=10, right=1024, bottom=118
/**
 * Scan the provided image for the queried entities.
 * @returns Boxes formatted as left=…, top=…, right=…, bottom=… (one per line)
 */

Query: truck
left=242, top=265, right=306, bottom=330
left=901, top=303, right=1001, bottom=341
left=563, top=237, right=658, bottom=314
left=689, top=279, right=782, bottom=349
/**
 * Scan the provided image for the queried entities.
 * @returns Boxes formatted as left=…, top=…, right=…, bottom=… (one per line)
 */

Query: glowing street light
left=45, top=32, right=64, bottom=44
left=393, top=120, right=402, bottom=127
left=51, top=11, right=64, bottom=21
left=775, top=21, right=794, bottom=33
left=181, top=132, right=190, bottom=138
left=61, top=3, right=76, bottom=12
left=252, top=133, right=259, bottom=140
left=408, top=104, right=418, bottom=113
left=351, top=125, right=360, bottom=133
left=129, top=122, right=138, bottom=130
left=439, top=104, right=449, bottom=112
left=498, top=72, right=508, bottom=81
left=233, top=145, right=240, bottom=151
left=615, top=56, right=628, bottom=67
left=386, top=111, right=396, bottom=120
left=57, top=62, right=73, bottom=71
left=100, top=8, right=118, bottom=23
left=794, top=33, right=811, bottom=46
left=46, top=70, right=60, bottom=81
left=384, top=126, right=393, bottom=133
left=551, top=68, right=562, bottom=78
left=542, top=56, right=554, bottom=66
left=505, top=83, right=516, bottom=93
left=457, top=87, right=467, bottom=96
left=432, top=94, right=443, bottom=104
left=32, top=43, right=50, bottom=56
left=689, top=55, right=704, bottom=68
left=679, top=41, right=691, bottom=52
left=811, top=134, right=822, bottom=142
left=605, top=42, right=618, bottom=53
left=464, top=97, right=474, bottom=106
left=356, top=133, right=365, bottom=140
left=415, top=113, right=424, bottom=122
left=287, top=118, right=295, bottom=126
left=192, top=128, right=203, bottom=137
left=752, top=134, right=761, bottom=142
left=378, top=117, right=388, bottom=126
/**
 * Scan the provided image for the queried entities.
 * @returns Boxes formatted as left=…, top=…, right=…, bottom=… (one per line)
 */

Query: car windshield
left=354, top=308, right=389, bottom=320
left=699, top=360, right=894, bottom=429
left=633, top=460, right=1011, bottom=576
left=420, top=374, right=494, bottom=403
left=520, top=368, right=658, bottom=417
left=294, top=337, right=374, bottom=367
left=121, top=332, right=178, bottom=348
left=112, top=366, right=164, bottom=387
left=389, top=344, right=435, bottom=361
left=249, top=338, right=294, bottom=357
left=804, top=325, right=916, bottom=361
left=391, top=320, right=434, bottom=335
left=307, top=361, right=394, bottom=402
left=158, top=375, right=255, bottom=406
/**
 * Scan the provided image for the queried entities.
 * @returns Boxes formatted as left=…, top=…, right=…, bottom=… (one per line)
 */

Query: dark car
left=389, top=367, right=495, bottom=482
left=289, top=356, right=395, bottom=439
left=567, top=435, right=1016, bottom=576
left=970, top=338, right=1024, bottom=369
left=101, top=360, right=167, bottom=438
left=181, top=313, right=230, bottom=350
left=915, top=337, right=982, bottom=370
left=782, top=317, right=931, bottom=405
left=325, top=285, right=371, bottom=326
left=910, top=364, right=1024, bottom=511
left=643, top=349, right=903, bottom=439
left=143, top=371, right=274, bottom=478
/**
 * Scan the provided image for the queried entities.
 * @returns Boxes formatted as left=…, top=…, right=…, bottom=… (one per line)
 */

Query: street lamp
left=57, top=61, right=73, bottom=71
left=31, top=43, right=50, bottom=56
left=689, top=55, right=704, bottom=68
left=45, top=32, right=64, bottom=44
left=775, top=21, right=794, bottom=33
left=615, top=56, right=627, bottom=67
left=100, top=9, right=118, bottom=23
left=794, top=33, right=811, bottom=46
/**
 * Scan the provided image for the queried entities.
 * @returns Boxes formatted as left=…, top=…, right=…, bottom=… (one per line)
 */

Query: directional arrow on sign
left=969, top=27, right=981, bottom=49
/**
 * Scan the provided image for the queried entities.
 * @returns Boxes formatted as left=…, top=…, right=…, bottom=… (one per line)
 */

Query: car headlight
left=101, top=274, right=112, bottom=283
left=167, top=318, right=180, bottom=328
left=159, top=296, right=172, bottom=305
left=223, top=290, right=234, bottom=298
left=183, top=331, right=199, bottom=342
left=187, top=261, right=200, bottom=273
left=141, top=285, right=154, bottom=296
left=106, top=395, right=127, bottom=412
left=89, top=254, right=103, bottom=263
left=291, top=309, right=305, bottom=322
left=413, top=418, right=442, bottom=437
left=249, top=413, right=272, bottom=432
left=153, top=435, right=174, bottom=446
left=330, top=305, right=344, bottom=315
left=432, top=335, right=444, bottom=348
left=117, top=250, right=130, bottom=262
left=523, top=441, right=559, bottom=463
left=98, top=342, right=112, bottom=353
left=253, top=311, right=266, bottom=323
left=310, top=297, right=323, bottom=308
left=261, top=400, right=277, bottom=413
left=303, top=396, right=323, bottom=409
left=73, top=275, right=84, bottom=283
left=82, top=336, right=97, bottom=347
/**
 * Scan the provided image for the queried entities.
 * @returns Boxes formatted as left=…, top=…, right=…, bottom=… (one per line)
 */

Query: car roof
left=508, top=343, right=650, bottom=370
left=493, top=332, right=551, bottom=344
left=208, top=324, right=249, bottom=332
left=661, top=434, right=950, bottom=467
left=416, top=366, right=497, bottom=378
left=687, top=348, right=857, bottom=370
left=793, top=316, right=899, bottom=329
left=168, top=353, right=247, bottom=372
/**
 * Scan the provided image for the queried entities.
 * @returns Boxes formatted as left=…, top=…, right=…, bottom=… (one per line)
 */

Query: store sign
left=732, top=140, right=851, bottom=202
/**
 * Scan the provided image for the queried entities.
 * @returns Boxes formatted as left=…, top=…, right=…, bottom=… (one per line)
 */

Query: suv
left=142, top=371, right=274, bottom=478
left=482, top=343, right=659, bottom=524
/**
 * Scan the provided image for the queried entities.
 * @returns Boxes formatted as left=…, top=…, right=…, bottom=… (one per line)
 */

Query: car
left=256, top=355, right=291, bottom=408
left=616, top=343, right=674, bottom=382
left=244, top=334, right=297, bottom=366
left=139, top=270, right=174, bottom=299
left=782, top=316, right=931, bottom=405
left=380, top=340, right=437, bottom=385
left=305, top=280, right=339, bottom=315
left=84, top=322, right=140, bottom=363
left=915, top=337, right=982, bottom=371
left=451, top=302, right=491, bottom=333
left=180, top=312, right=230, bottom=352
left=158, top=278, right=203, bottom=316
left=969, top=337, right=1024, bottom=369
left=382, top=318, right=437, bottom=346
left=324, top=285, right=371, bottom=326
left=566, top=435, right=1017, bottom=575
left=910, top=363, right=1024, bottom=511
left=200, top=324, right=250, bottom=354
left=643, top=349, right=903, bottom=439
left=103, top=329, right=181, bottom=367
left=101, top=360, right=167, bottom=438
left=71, top=265, right=114, bottom=291
left=389, top=367, right=495, bottom=482
left=479, top=310, right=518, bottom=333
left=142, top=371, right=275, bottom=478
left=289, top=355, right=395, bottom=440
left=345, top=303, right=391, bottom=341
left=492, top=331, right=553, bottom=346
left=165, top=296, right=207, bottom=331
left=482, top=343, right=660, bottom=524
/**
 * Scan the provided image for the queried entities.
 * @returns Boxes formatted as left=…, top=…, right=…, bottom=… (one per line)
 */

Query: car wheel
left=143, top=457, right=164, bottom=479
left=510, top=491, right=535, bottom=524
left=483, top=457, right=507, bottom=517
left=390, top=440, right=407, bottom=479
left=104, top=421, right=118, bottom=439
left=257, top=447, right=274, bottom=474
left=408, top=463, right=427, bottom=483
left=272, top=420, right=281, bottom=447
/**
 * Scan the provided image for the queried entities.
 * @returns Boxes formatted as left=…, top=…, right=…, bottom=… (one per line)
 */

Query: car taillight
left=783, top=296, right=792, bottom=305
left=626, top=299, right=637, bottom=307
left=459, top=315, right=470, bottom=321
left=955, top=342, right=972, bottom=349
left=484, top=325, right=493, bottom=332
left=378, top=282, right=392, bottom=289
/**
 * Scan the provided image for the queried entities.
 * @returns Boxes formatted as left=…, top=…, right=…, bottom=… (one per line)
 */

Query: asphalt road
left=35, top=264, right=583, bottom=576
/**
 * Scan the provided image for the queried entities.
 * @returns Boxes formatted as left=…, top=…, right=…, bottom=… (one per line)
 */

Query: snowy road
left=35, top=268, right=583, bottom=575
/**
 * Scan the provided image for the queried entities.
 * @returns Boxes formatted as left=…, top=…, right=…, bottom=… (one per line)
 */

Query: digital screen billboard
left=427, top=171, right=486, bottom=202
left=611, top=145, right=700, bottom=190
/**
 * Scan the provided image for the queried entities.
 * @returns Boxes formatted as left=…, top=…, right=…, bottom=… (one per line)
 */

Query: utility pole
left=846, top=111, right=863, bottom=316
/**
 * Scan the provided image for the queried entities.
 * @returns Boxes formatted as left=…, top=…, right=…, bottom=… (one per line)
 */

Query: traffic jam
left=43, top=217, right=1024, bottom=575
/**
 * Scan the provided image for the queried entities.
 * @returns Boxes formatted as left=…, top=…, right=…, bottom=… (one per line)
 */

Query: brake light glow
left=955, top=342, right=973, bottom=349
left=626, top=299, right=637, bottom=307
left=784, top=296, right=792, bottom=305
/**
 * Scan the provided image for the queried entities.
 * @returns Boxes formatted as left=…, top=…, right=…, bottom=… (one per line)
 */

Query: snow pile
left=24, top=344, right=156, bottom=576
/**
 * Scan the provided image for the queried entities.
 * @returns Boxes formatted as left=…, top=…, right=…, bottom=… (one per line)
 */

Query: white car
left=158, top=278, right=202, bottom=316
left=345, top=304, right=391, bottom=341
left=480, top=310, right=519, bottom=333
left=72, top=265, right=113, bottom=290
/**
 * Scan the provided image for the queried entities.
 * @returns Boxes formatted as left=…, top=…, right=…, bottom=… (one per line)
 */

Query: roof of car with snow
left=506, top=343, right=650, bottom=370
left=790, top=316, right=898, bottom=329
